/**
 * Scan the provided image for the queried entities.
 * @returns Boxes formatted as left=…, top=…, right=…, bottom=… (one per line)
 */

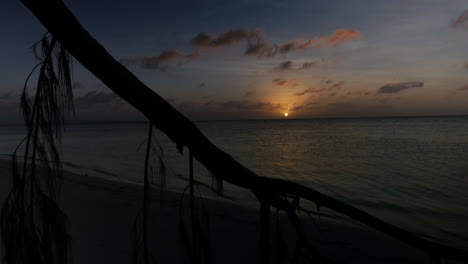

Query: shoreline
left=0, top=159, right=438, bottom=263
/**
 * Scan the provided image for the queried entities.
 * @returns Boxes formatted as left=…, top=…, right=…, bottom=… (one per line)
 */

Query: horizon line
left=1, top=114, right=467, bottom=126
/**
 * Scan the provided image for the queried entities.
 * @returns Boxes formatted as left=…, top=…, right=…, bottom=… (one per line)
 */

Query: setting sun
left=284, top=112, right=289, bottom=117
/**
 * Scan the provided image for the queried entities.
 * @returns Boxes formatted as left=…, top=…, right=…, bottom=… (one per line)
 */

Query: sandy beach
left=0, top=159, right=441, bottom=263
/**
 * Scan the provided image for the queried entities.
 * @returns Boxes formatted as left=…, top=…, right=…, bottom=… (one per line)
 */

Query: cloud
left=456, top=84, right=468, bottom=91
left=197, top=82, right=206, bottom=89
left=278, top=37, right=317, bottom=53
left=123, top=28, right=361, bottom=71
left=290, top=105, right=305, bottom=111
left=275, top=29, right=360, bottom=54
left=122, top=49, right=182, bottom=70
left=277, top=61, right=294, bottom=71
left=319, top=29, right=362, bottom=47
left=452, top=10, right=468, bottom=30
left=185, top=51, right=202, bottom=60
left=294, top=80, right=345, bottom=96
left=276, top=59, right=325, bottom=71
left=290, top=101, right=319, bottom=111
left=294, top=88, right=312, bottom=96
left=272, top=78, right=300, bottom=87
left=191, top=29, right=263, bottom=50
left=246, top=29, right=361, bottom=58
left=190, top=28, right=277, bottom=58
left=377, top=81, right=424, bottom=94
left=331, top=81, right=345, bottom=89
left=299, top=60, right=324, bottom=70
left=244, top=41, right=277, bottom=58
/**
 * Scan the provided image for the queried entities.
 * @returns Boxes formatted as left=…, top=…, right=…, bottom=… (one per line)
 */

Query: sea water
left=1, top=116, right=467, bottom=248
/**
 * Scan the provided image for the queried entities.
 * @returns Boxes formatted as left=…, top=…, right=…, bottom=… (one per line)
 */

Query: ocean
left=1, top=116, right=467, bottom=248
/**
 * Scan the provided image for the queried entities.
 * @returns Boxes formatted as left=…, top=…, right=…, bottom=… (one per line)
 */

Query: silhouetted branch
left=18, top=0, right=468, bottom=262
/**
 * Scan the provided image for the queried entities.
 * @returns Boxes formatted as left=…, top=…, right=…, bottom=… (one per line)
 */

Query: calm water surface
left=1, top=116, right=467, bottom=247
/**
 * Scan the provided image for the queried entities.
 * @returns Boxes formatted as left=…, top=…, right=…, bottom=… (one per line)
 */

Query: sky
left=1, top=0, right=468, bottom=122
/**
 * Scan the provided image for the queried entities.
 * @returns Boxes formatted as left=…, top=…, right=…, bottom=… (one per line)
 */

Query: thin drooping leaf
left=0, top=34, right=73, bottom=264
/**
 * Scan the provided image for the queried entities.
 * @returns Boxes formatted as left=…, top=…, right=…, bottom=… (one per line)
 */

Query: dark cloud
left=121, top=29, right=264, bottom=72
left=191, top=29, right=263, bottom=50
left=276, top=59, right=325, bottom=71
left=294, top=80, right=345, bottom=96
left=277, top=61, right=294, bottom=71
left=278, top=38, right=303, bottom=53
left=377, top=81, right=423, bottom=94
left=122, top=49, right=182, bottom=70
left=456, top=84, right=468, bottom=91
left=272, top=78, right=300, bottom=87
left=291, top=101, right=319, bottom=111
left=290, top=105, right=304, bottom=111
left=191, top=28, right=362, bottom=58
left=452, top=10, right=468, bottom=30
left=294, top=88, right=312, bottom=96
left=299, top=60, right=324, bottom=70
left=276, top=29, right=361, bottom=54
left=185, top=51, right=201, bottom=60
left=246, top=29, right=361, bottom=58
left=123, top=28, right=361, bottom=71
left=191, top=29, right=276, bottom=58
left=197, top=82, right=206, bottom=89
left=331, top=81, right=345, bottom=89
left=278, top=37, right=317, bottom=53
left=319, top=29, right=362, bottom=47
left=244, top=41, right=277, bottom=58
left=191, top=33, right=214, bottom=47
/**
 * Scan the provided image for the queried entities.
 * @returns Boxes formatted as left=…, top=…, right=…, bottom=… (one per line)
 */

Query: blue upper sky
left=1, top=0, right=468, bottom=122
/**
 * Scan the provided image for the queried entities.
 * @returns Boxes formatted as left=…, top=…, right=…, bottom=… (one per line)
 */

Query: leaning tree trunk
left=18, top=0, right=468, bottom=261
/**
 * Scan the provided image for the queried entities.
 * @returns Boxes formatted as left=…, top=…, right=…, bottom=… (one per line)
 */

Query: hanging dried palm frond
left=133, top=122, right=168, bottom=264
left=178, top=150, right=212, bottom=264
left=0, top=33, right=74, bottom=264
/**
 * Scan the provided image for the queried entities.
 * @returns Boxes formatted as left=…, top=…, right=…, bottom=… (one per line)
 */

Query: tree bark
left=19, top=0, right=468, bottom=261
